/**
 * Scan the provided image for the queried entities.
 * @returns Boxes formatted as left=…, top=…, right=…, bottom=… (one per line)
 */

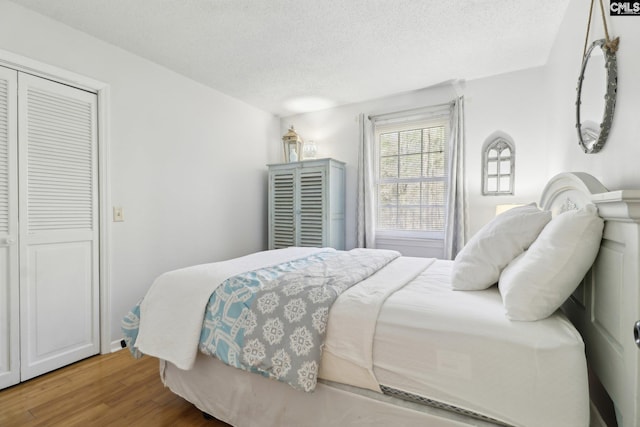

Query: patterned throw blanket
left=123, top=248, right=399, bottom=392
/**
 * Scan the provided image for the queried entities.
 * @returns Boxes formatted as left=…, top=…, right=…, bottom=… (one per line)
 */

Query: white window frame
left=373, top=116, right=450, bottom=242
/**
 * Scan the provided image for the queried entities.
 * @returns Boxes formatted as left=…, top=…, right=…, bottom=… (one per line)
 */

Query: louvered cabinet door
left=298, top=167, right=325, bottom=247
left=269, top=169, right=296, bottom=249
left=18, top=73, right=99, bottom=381
left=268, top=159, right=344, bottom=250
left=0, top=66, right=19, bottom=390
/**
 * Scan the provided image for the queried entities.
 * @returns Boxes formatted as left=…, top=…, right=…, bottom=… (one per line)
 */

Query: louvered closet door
left=0, top=66, right=19, bottom=389
left=298, top=167, right=325, bottom=247
left=270, top=170, right=295, bottom=249
left=18, top=73, right=99, bottom=381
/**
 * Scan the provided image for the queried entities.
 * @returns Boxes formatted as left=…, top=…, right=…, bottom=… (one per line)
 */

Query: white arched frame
left=482, top=136, right=514, bottom=196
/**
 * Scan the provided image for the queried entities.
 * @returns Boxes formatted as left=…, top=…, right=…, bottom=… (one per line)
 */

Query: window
left=483, top=137, right=514, bottom=195
left=374, top=117, right=449, bottom=239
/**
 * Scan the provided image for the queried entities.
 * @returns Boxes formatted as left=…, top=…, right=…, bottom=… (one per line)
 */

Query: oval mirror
left=576, top=39, right=618, bottom=154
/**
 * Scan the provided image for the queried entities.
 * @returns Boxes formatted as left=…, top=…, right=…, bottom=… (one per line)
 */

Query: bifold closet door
left=18, top=73, right=99, bottom=381
left=0, top=66, right=19, bottom=389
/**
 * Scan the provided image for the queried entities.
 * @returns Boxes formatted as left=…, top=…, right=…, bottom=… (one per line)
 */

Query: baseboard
left=110, top=339, right=125, bottom=353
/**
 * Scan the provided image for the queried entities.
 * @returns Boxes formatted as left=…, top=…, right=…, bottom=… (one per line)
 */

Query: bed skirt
left=161, top=352, right=502, bottom=427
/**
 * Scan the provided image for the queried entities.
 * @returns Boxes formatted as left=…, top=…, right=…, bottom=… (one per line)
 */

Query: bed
left=122, top=172, right=640, bottom=427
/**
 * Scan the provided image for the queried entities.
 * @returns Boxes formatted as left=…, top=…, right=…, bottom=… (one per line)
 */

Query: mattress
left=370, top=260, right=589, bottom=427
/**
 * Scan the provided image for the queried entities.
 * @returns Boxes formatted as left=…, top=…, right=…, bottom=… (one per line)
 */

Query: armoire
left=0, top=64, right=100, bottom=390
left=268, top=158, right=345, bottom=250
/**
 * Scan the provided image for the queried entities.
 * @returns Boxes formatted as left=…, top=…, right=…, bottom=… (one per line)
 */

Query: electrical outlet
left=113, top=206, right=124, bottom=222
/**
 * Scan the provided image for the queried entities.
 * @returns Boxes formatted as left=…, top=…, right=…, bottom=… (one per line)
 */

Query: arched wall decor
left=482, top=135, right=515, bottom=196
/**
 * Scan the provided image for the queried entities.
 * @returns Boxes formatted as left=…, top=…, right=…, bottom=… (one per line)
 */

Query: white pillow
left=499, top=204, right=604, bottom=321
left=452, top=203, right=551, bottom=291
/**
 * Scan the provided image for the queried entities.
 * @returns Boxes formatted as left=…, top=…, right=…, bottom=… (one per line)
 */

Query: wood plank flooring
left=0, top=350, right=230, bottom=427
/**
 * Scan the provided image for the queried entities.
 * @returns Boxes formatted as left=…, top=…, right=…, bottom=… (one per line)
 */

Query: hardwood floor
left=0, top=350, right=230, bottom=427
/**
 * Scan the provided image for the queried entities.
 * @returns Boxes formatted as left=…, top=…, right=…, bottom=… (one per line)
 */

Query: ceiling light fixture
left=283, top=97, right=335, bottom=114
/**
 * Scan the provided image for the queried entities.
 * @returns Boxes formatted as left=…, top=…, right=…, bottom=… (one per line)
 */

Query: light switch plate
left=113, top=206, right=124, bottom=222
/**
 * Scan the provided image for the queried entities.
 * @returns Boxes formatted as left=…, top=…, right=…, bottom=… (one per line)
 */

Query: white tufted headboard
left=540, top=172, right=640, bottom=427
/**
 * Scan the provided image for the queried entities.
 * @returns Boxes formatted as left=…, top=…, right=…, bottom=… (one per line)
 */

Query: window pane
left=399, top=182, right=421, bottom=206
left=500, top=176, right=511, bottom=192
left=398, top=207, right=421, bottom=230
left=378, top=206, right=397, bottom=229
left=424, top=126, right=445, bottom=153
left=378, top=183, right=398, bottom=205
left=501, top=147, right=511, bottom=157
left=423, top=152, right=445, bottom=177
left=399, top=154, right=421, bottom=178
left=380, top=133, right=398, bottom=156
left=488, top=160, right=498, bottom=175
left=422, top=181, right=445, bottom=205
left=488, top=149, right=498, bottom=159
left=500, top=160, right=511, bottom=174
left=380, top=156, right=398, bottom=178
left=399, top=129, right=422, bottom=154
left=487, top=177, right=498, bottom=192
left=421, top=207, right=445, bottom=232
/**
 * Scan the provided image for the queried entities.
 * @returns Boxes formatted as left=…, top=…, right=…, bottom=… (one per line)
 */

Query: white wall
left=464, top=67, right=550, bottom=235
left=0, top=1, right=280, bottom=344
left=282, top=67, right=550, bottom=246
left=545, top=0, right=640, bottom=190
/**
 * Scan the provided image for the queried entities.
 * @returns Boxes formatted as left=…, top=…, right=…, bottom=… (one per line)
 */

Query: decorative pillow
left=498, top=204, right=604, bottom=321
left=451, top=203, right=551, bottom=291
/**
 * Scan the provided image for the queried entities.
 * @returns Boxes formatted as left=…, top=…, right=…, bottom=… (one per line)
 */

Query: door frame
left=0, top=48, right=113, bottom=354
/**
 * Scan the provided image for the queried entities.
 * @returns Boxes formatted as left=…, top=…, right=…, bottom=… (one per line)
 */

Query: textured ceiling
left=9, top=0, right=571, bottom=117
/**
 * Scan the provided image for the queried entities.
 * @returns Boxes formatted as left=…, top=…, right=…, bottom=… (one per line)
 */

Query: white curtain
left=356, top=113, right=376, bottom=248
left=443, top=96, right=468, bottom=259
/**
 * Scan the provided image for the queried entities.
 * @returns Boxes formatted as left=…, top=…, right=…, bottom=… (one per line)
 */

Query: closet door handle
left=635, top=321, right=640, bottom=349
left=3, top=237, right=15, bottom=245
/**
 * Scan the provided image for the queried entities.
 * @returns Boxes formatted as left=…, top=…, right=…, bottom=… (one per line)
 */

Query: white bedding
left=320, top=256, right=435, bottom=391
left=371, top=260, right=589, bottom=427
left=137, top=250, right=588, bottom=427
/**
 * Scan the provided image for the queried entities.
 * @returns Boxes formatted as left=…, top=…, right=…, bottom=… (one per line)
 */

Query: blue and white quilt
left=122, top=248, right=399, bottom=392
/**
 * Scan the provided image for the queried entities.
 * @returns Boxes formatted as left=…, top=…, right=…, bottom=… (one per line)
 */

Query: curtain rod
left=367, top=100, right=454, bottom=121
